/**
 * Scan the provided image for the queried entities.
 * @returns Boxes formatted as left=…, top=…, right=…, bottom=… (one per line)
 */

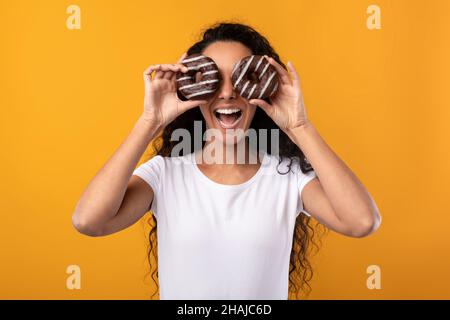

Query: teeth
left=215, top=108, right=241, bottom=114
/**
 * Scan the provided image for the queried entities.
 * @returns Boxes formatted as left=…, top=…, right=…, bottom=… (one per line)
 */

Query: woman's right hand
left=142, top=52, right=208, bottom=128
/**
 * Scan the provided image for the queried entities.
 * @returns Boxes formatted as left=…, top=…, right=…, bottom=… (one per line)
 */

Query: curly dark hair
left=143, top=21, right=327, bottom=300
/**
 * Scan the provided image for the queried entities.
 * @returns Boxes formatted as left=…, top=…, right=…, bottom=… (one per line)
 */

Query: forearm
left=285, top=121, right=380, bottom=228
left=72, top=115, right=162, bottom=229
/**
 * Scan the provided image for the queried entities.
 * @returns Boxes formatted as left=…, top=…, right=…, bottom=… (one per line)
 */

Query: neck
left=198, top=137, right=261, bottom=166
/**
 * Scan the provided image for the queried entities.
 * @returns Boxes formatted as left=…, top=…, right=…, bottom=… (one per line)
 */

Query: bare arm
left=72, top=116, right=161, bottom=236
left=287, top=122, right=382, bottom=238
left=248, top=56, right=381, bottom=238
left=72, top=52, right=208, bottom=237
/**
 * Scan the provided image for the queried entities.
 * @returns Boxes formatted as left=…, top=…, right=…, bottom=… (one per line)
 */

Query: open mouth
left=214, top=108, right=243, bottom=129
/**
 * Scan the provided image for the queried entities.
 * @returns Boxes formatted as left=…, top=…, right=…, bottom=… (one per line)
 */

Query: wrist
left=285, top=120, right=314, bottom=145
left=285, top=120, right=313, bottom=135
left=136, top=114, right=163, bottom=140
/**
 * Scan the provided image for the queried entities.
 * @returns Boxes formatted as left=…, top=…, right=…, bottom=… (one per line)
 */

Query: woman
left=72, top=22, right=381, bottom=300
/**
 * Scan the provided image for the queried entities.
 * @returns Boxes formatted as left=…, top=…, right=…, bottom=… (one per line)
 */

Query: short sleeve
left=132, top=155, right=165, bottom=218
left=295, top=167, right=317, bottom=218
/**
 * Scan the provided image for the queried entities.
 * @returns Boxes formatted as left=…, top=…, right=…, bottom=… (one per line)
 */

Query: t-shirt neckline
left=190, top=151, right=268, bottom=190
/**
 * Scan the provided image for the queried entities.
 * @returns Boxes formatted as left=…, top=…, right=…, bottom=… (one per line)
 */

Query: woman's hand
left=142, top=52, right=208, bottom=127
left=249, top=56, right=310, bottom=132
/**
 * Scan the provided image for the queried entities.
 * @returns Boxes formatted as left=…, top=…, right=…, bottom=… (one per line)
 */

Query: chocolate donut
left=231, top=55, right=279, bottom=100
left=176, top=53, right=221, bottom=100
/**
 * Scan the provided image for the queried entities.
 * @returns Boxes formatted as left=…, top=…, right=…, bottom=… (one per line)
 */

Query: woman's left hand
left=249, top=56, right=310, bottom=132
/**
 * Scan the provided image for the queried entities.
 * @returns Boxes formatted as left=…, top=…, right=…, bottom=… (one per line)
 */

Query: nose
left=218, top=73, right=237, bottom=100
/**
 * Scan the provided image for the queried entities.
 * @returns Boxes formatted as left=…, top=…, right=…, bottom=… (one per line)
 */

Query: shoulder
left=263, top=153, right=301, bottom=174
left=137, top=154, right=166, bottom=171
left=263, top=153, right=316, bottom=183
left=142, top=153, right=194, bottom=165
left=142, top=153, right=196, bottom=172
left=134, top=154, right=193, bottom=185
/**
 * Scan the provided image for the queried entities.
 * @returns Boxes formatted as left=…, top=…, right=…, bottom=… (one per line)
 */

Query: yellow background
left=1, top=0, right=449, bottom=299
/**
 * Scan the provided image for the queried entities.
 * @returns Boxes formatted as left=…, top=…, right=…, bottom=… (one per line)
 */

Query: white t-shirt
left=132, top=151, right=317, bottom=300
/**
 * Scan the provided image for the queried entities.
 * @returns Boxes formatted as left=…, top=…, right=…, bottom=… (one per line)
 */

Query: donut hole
left=247, top=72, right=259, bottom=82
left=194, top=71, right=203, bottom=82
